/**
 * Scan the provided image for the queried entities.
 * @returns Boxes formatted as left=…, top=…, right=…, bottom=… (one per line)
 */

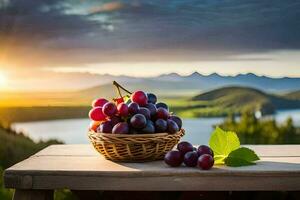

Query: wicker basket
left=88, top=129, right=185, bottom=162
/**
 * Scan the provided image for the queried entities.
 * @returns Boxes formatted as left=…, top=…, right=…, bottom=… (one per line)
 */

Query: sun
left=0, top=71, right=7, bottom=88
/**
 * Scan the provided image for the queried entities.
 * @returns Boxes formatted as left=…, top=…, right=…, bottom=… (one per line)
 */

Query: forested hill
left=191, top=86, right=300, bottom=115
left=285, top=90, right=300, bottom=100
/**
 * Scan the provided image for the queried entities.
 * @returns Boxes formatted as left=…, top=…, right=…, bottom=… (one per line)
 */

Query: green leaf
left=225, top=147, right=260, bottom=167
left=224, top=156, right=255, bottom=167
left=209, top=127, right=240, bottom=164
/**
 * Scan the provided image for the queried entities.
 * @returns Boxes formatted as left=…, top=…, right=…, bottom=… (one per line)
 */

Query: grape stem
left=113, top=81, right=132, bottom=97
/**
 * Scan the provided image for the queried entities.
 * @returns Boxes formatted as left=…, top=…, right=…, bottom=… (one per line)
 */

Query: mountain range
left=79, top=72, right=300, bottom=98
left=1, top=72, right=300, bottom=107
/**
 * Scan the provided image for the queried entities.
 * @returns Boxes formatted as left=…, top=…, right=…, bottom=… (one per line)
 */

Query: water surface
left=12, top=109, right=300, bottom=144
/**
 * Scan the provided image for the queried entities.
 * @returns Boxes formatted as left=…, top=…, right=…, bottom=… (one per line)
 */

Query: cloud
left=89, top=1, right=124, bottom=14
left=0, top=0, right=300, bottom=68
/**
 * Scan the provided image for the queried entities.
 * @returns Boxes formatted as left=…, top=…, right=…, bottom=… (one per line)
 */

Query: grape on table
left=164, top=141, right=215, bottom=170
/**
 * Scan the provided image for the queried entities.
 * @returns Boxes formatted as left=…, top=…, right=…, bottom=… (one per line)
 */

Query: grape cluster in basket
left=88, top=82, right=182, bottom=134
left=165, top=141, right=214, bottom=170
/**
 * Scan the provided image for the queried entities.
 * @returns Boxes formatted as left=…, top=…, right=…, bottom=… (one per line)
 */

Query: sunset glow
left=0, top=71, right=7, bottom=89
left=0, top=0, right=299, bottom=91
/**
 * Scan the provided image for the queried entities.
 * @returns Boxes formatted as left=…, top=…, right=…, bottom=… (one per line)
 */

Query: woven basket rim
left=88, top=129, right=184, bottom=138
left=88, top=129, right=185, bottom=161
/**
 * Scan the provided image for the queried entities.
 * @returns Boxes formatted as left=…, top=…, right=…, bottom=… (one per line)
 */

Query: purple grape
left=156, top=107, right=169, bottom=120
left=183, top=151, right=199, bottom=167
left=167, top=119, right=179, bottom=134
left=129, top=128, right=139, bottom=134
left=108, top=116, right=121, bottom=127
left=128, top=102, right=140, bottom=115
left=130, top=114, right=147, bottom=129
left=169, top=115, right=182, bottom=129
left=112, top=122, right=129, bottom=134
left=156, top=102, right=169, bottom=111
left=144, top=103, right=157, bottom=118
left=102, top=102, right=117, bottom=117
left=98, top=121, right=113, bottom=133
left=197, top=145, right=214, bottom=157
left=197, top=154, right=214, bottom=170
left=147, top=93, right=157, bottom=104
left=155, top=119, right=167, bottom=132
left=141, top=120, right=155, bottom=134
left=138, top=107, right=151, bottom=120
left=164, top=150, right=183, bottom=167
left=177, top=141, right=194, bottom=155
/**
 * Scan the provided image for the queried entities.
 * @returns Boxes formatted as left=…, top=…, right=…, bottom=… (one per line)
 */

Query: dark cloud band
left=0, top=0, right=300, bottom=67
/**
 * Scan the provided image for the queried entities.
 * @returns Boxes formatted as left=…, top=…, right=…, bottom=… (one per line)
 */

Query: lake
left=12, top=109, right=300, bottom=145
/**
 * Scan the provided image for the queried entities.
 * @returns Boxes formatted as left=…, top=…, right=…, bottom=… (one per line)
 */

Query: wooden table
left=4, top=144, right=300, bottom=200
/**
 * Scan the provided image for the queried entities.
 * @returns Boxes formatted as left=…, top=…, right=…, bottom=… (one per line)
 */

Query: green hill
left=179, top=86, right=300, bottom=117
left=0, top=124, right=63, bottom=170
left=0, top=123, right=64, bottom=199
left=0, top=124, right=79, bottom=200
left=285, top=90, right=300, bottom=100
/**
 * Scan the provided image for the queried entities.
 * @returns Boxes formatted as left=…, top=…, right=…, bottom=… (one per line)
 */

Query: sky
left=0, top=0, right=300, bottom=90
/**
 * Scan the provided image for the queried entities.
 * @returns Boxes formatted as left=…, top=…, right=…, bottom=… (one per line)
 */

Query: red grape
left=102, top=102, right=117, bottom=117
left=89, top=121, right=101, bottom=132
left=155, top=119, right=167, bottom=132
left=156, top=107, right=169, bottom=120
left=128, top=102, right=140, bottom=115
left=98, top=121, right=113, bottom=133
left=130, top=114, right=147, bottom=129
left=197, top=145, right=214, bottom=157
left=164, top=150, right=183, bottom=167
left=167, top=119, right=179, bottom=134
left=117, top=103, right=129, bottom=117
left=177, top=141, right=194, bottom=155
left=169, top=115, right=182, bottom=129
left=183, top=151, right=199, bottom=167
left=92, top=98, right=108, bottom=107
left=89, top=107, right=106, bottom=121
left=112, top=122, right=129, bottom=134
left=197, top=154, right=214, bottom=170
left=114, top=97, right=124, bottom=105
left=131, top=91, right=148, bottom=106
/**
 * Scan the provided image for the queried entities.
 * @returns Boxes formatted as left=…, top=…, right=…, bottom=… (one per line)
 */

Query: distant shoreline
left=2, top=106, right=300, bottom=125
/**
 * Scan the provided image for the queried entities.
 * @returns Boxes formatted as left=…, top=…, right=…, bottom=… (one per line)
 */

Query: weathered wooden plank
left=34, top=144, right=300, bottom=157
left=12, top=175, right=300, bottom=191
left=34, top=144, right=98, bottom=157
left=5, top=156, right=300, bottom=175
left=5, top=145, right=300, bottom=191
left=4, top=156, right=300, bottom=190
left=13, top=189, right=53, bottom=200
